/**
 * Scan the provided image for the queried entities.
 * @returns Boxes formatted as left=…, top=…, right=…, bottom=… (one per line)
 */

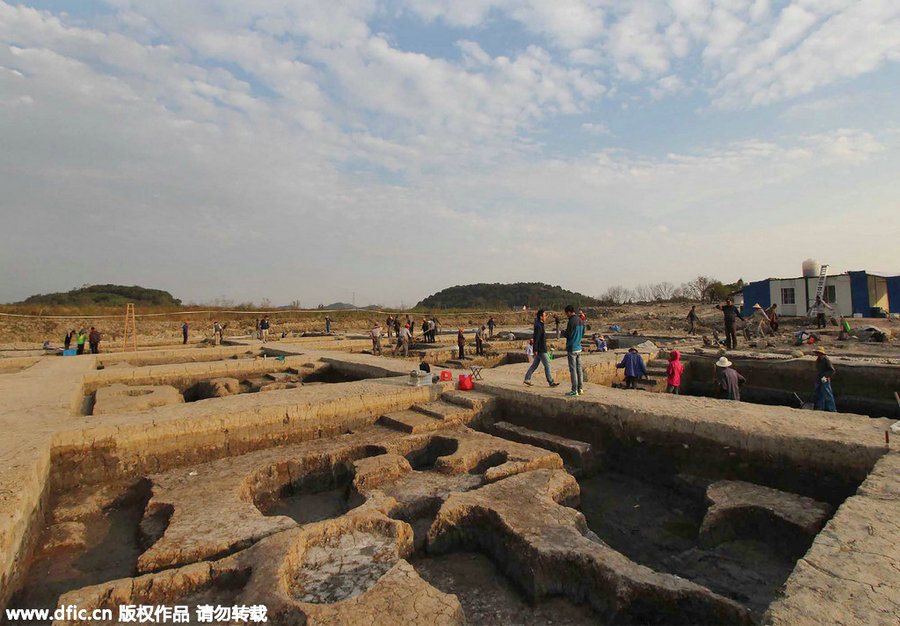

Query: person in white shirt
left=393, top=324, right=411, bottom=357
left=525, top=339, right=534, bottom=359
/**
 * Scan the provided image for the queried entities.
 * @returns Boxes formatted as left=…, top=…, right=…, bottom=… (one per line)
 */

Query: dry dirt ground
left=2, top=303, right=898, bottom=362
left=0, top=306, right=897, bottom=625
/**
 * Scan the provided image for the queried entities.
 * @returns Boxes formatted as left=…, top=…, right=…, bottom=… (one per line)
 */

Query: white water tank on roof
left=802, top=258, right=821, bottom=277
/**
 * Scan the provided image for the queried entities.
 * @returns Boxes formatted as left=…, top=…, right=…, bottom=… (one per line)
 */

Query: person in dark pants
left=487, top=317, right=496, bottom=339
left=88, top=327, right=101, bottom=354
left=715, top=299, right=744, bottom=350
left=64, top=330, right=73, bottom=350
left=686, top=306, right=699, bottom=334
left=182, top=321, right=189, bottom=345
left=616, top=347, right=648, bottom=389
left=524, top=310, right=560, bottom=387
left=809, top=296, right=833, bottom=329
left=76, top=329, right=87, bottom=354
left=393, top=318, right=401, bottom=337
left=475, top=326, right=487, bottom=356
left=457, top=328, right=466, bottom=359
left=812, top=347, right=837, bottom=411
left=715, top=356, right=745, bottom=400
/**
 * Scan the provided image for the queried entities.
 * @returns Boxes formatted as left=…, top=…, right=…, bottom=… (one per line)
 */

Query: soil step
left=411, top=400, right=474, bottom=423
left=441, top=390, right=497, bottom=410
left=648, top=359, right=669, bottom=368
left=646, top=366, right=668, bottom=377
left=376, top=410, right=446, bottom=434
left=490, top=421, right=595, bottom=473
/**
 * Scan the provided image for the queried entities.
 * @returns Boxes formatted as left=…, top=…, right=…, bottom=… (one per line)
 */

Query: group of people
left=64, top=327, right=101, bottom=354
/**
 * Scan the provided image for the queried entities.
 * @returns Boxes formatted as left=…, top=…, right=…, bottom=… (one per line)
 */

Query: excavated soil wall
left=679, top=355, right=900, bottom=418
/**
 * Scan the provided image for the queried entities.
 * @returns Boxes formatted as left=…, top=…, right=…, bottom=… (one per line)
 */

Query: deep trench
left=5, top=394, right=875, bottom=625
left=479, top=401, right=870, bottom=623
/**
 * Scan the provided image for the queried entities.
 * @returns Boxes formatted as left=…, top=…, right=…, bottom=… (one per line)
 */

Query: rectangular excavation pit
left=81, top=362, right=397, bottom=415
left=480, top=398, right=883, bottom=622
left=94, top=346, right=270, bottom=370
left=672, top=353, right=900, bottom=419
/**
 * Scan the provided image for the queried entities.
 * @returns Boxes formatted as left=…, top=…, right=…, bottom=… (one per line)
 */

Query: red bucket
left=458, top=374, right=473, bottom=391
left=440, top=370, right=452, bottom=381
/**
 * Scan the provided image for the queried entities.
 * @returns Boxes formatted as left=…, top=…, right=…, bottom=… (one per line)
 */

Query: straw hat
left=715, top=356, right=732, bottom=367
left=812, top=346, right=826, bottom=355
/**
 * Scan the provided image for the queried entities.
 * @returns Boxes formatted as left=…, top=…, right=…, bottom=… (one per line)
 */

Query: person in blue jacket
left=563, top=305, right=585, bottom=396
left=616, top=347, right=648, bottom=389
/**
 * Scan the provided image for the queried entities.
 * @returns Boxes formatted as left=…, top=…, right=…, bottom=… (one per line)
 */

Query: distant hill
left=324, top=302, right=358, bottom=310
left=19, top=284, right=182, bottom=307
left=416, top=282, right=600, bottom=310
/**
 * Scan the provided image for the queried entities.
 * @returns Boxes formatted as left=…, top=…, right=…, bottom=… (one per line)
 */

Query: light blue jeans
left=567, top=351, right=583, bottom=392
left=524, top=353, right=554, bottom=384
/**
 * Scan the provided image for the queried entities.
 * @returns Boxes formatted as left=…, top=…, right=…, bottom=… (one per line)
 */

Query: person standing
left=563, top=305, right=585, bottom=396
left=715, top=356, right=745, bottom=401
left=475, top=325, right=487, bottom=356
left=393, top=324, right=411, bottom=357
left=809, top=296, right=833, bottom=329
left=812, top=347, right=837, bottom=412
left=254, top=318, right=261, bottom=340
left=260, top=315, right=270, bottom=342
left=715, top=298, right=744, bottom=350
left=666, top=350, right=683, bottom=394
left=325, top=316, right=332, bottom=334
left=393, top=317, right=401, bottom=337
left=427, top=318, right=436, bottom=343
left=213, top=321, right=224, bottom=345
left=525, top=339, right=534, bottom=360
left=431, top=316, right=440, bottom=341
left=386, top=316, right=394, bottom=338
left=686, top=306, right=699, bottom=334
left=182, top=321, right=189, bottom=345
left=523, top=310, right=559, bottom=387
left=76, top=329, right=87, bottom=354
left=88, top=327, right=101, bottom=354
left=422, top=319, right=430, bottom=343
left=64, top=330, right=73, bottom=351
left=487, top=316, right=496, bottom=339
left=370, top=322, right=382, bottom=355
left=766, top=304, right=779, bottom=332
left=457, top=328, right=466, bottom=360
left=616, top=347, right=648, bottom=389
left=553, top=315, right=561, bottom=339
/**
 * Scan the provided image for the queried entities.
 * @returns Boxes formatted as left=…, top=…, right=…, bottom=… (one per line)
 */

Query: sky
left=1, top=0, right=899, bottom=307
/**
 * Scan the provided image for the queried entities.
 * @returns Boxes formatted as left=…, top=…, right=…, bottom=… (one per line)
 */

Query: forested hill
left=19, top=284, right=182, bottom=307
left=416, top=282, right=600, bottom=310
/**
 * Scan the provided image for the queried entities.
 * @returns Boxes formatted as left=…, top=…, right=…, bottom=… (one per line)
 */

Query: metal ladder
left=808, top=264, right=829, bottom=316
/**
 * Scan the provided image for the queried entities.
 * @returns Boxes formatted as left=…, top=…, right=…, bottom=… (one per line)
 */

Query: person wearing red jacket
left=666, top=350, right=683, bottom=394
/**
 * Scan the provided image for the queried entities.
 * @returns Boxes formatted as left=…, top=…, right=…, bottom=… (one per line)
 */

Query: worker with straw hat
left=812, top=347, right=837, bottom=412
left=715, top=356, right=745, bottom=401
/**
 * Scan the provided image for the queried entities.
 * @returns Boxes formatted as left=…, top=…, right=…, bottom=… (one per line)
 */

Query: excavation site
left=0, top=324, right=897, bottom=626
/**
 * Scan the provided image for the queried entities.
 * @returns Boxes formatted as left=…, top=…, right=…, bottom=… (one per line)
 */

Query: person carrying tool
left=487, top=316, right=496, bottom=338
left=715, top=298, right=744, bottom=350
left=809, top=296, right=833, bottom=329
left=475, top=325, right=487, bottom=356
left=812, top=346, right=837, bottom=412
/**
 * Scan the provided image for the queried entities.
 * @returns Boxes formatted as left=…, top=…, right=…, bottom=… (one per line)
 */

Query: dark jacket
left=717, top=366, right=745, bottom=400
left=88, top=330, right=101, bottom=345
left=564, top=314, right=584, bottom=352
left=717, top=304, right=744, bottom=325
left=816, top=356, right=836, bottom=379
left=533, top=319, right=547, bottom=354
left=617, top=351, right=647, bottom=378
left=260, top=319, right=270, bottom=330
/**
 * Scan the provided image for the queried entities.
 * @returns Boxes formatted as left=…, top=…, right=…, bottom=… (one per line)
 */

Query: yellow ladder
left=122, top=303, right=137, bottom=352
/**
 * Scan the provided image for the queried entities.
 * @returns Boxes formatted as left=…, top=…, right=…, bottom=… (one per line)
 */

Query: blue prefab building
left=741, top=271, right=900, bottom=318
